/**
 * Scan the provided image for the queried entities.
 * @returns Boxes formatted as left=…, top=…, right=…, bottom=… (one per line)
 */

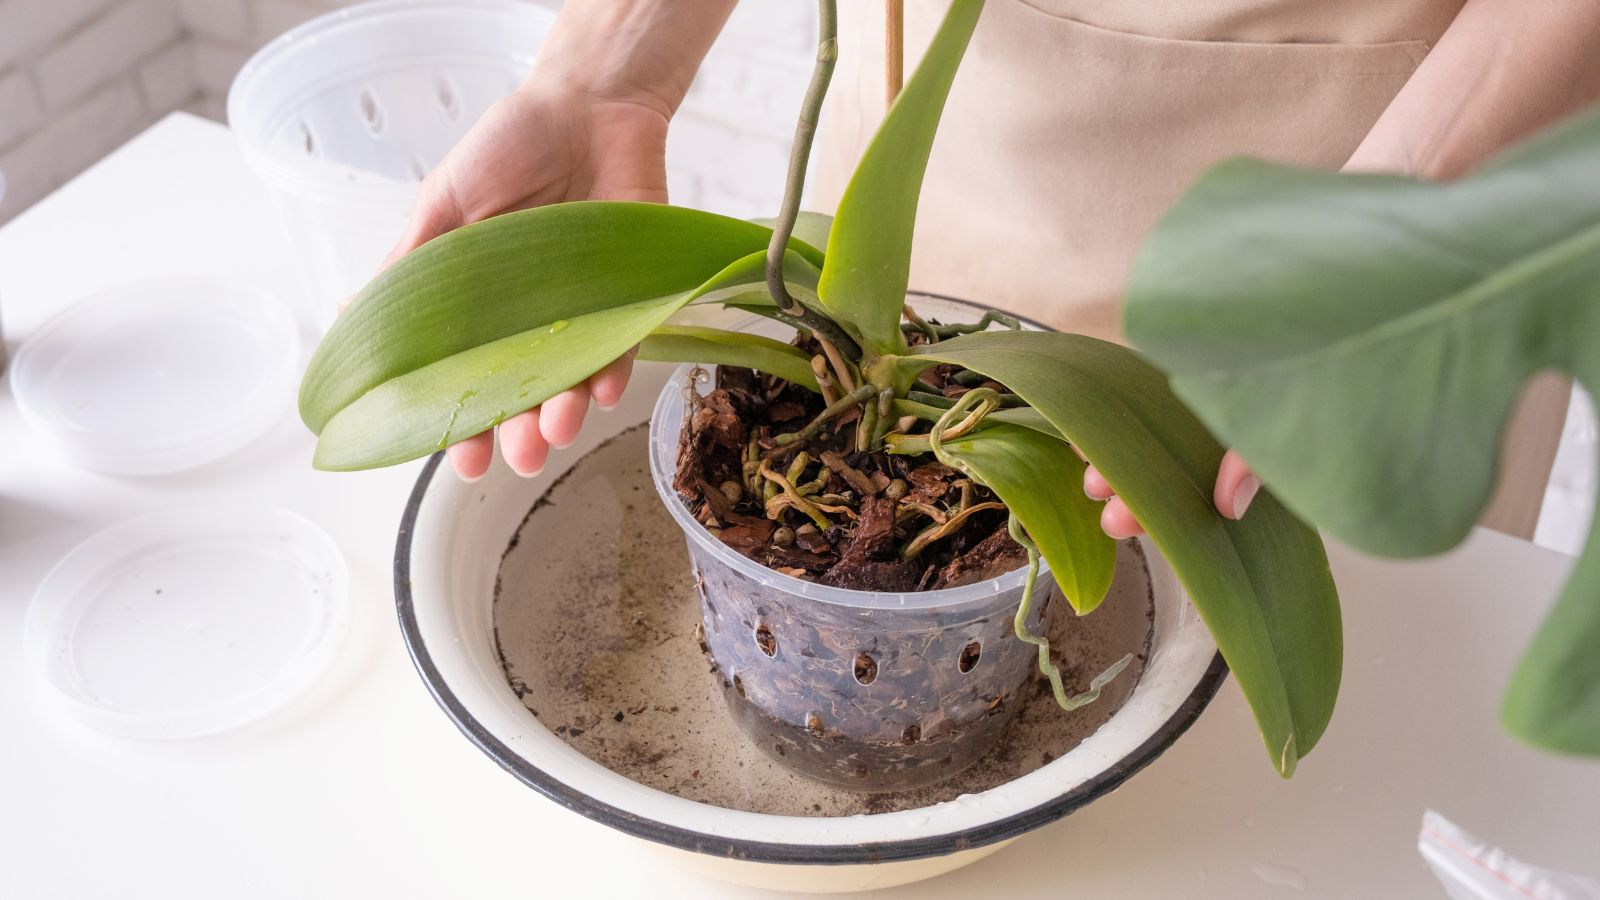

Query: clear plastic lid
left=24, top=505, right=349, bottom=740
left=10, top=275, right=299, bottom=475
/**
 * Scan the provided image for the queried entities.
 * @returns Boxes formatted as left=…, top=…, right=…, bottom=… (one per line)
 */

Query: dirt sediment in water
left=494, top=424, right=1155, bottom=816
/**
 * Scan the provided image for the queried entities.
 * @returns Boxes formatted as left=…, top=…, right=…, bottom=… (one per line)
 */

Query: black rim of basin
left=392, top=293, right=1231, bottom=866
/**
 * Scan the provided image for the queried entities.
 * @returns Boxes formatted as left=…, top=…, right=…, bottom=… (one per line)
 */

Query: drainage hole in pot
left=358, top=86, right=385, bottom=136
left=853, top=652, right=878, bottom=685
left=732, top=673, right=745, bottom=697
left=806, top=711, right=824, bottom=737
left=754, top=623, right=777, bottom=657
left=959, top=641, right=981, bottom=673
left=901, top=723, right=921, bottom=745
left=435, top=73, right=462, bottom=121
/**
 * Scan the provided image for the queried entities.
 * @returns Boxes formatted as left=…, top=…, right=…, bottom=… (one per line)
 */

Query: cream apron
left=813, top=0, right=1565, bottom=538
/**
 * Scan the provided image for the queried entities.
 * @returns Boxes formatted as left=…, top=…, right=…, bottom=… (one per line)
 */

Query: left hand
left=1085, top=449, right=1259, bottom=539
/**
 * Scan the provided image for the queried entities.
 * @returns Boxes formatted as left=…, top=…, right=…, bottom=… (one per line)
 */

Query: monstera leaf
left=817, top=0, right=984, bottom=357
left=1125, top=108, right=1600, bottom=755
left=905, top=332, right=1342, bottom=776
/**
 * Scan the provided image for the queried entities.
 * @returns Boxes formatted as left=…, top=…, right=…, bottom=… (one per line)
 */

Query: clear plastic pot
left=648, top=347, right=1057, bottom=792
left=227, top=0, right=553, bottom=328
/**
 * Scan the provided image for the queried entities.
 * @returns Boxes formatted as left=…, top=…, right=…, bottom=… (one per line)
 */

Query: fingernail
left=511, top=465, right=544, bottom=479
left=1231, top=475, right=1261, bottom=519
left=458, top=471, right=483, bottom=484
left=550, top=439, right=574, bottom=450
left=595, top=400, right=618, bottom=412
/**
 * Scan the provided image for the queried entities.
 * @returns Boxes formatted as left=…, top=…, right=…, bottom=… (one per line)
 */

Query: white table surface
left=3, top=113, right=1596, bottom=899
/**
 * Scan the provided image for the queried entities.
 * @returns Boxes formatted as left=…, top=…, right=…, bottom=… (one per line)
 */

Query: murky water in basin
left=493, top=423, right=1153, bottom=816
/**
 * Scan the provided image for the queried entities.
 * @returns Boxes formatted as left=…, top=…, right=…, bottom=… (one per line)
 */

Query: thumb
left=379, top=176, right=467, bottom=273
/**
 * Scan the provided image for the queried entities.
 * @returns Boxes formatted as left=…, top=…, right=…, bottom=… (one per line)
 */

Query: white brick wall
left=0, top=0, right=191, bottom=218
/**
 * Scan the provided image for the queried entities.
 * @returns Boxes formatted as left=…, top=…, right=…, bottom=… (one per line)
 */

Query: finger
left=446, top=431, right=494, bottom=482
left=588, top=348, right=637, bottom=411
left=498, top=409, right=550, bottom=477
left=1101, top=497, right=1145, bottom=540
left=539, top=385, right=591, bottom=449
left=1083, top=464, right=1115, bottom=501
left=1214, top=449, right=1261, bottom=520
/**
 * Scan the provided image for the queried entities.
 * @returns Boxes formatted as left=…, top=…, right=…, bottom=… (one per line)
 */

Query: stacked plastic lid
left=14, top=276, right=349, bottom=739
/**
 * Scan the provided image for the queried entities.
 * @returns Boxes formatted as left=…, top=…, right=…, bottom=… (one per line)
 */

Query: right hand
left=378, top=84, right=669, bottom=481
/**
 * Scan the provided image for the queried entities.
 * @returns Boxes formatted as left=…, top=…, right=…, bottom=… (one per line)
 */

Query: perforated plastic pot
left=650, top=365, right=1055, bottom=791
left=227, top=0, right=553, bottom=325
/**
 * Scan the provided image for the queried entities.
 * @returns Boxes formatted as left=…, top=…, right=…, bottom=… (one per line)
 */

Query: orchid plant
left=300, top=0, right=1342, bottom=777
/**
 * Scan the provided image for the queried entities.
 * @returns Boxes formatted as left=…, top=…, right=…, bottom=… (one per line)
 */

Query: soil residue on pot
left=494, top=423, right=1155, bottom=817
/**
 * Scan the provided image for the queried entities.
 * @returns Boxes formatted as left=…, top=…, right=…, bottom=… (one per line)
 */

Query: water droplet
left=1250, top=864, right=1306, bottom=891
left=550, top=319, right=570, bottom=333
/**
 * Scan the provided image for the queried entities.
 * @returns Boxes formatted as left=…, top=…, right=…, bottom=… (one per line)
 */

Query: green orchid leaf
left=750, top=211, right=833, bottom=254
left=817, top=0, right=984, bottom=357
left=301, top=201, right=821, bottom=433
left=696, top=248, right=823, bottom=312
left=313, top=249, right=776, bottom=470
left=1124, top=108, right=1600, bottom=756
left=911, top=331, right=1341, bottom=776
left=637, top=325, right=820, bottom=391
left=937, top=423, right=1116, bottom=613
left=893, top=398, right=1061, bottom=439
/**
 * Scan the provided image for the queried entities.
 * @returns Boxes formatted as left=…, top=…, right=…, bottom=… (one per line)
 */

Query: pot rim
left=650, top=365, right=1057, bottom=611
left=647, top=289, right=1062, bottom=610
left=393, top=291, right=1231, bottom=866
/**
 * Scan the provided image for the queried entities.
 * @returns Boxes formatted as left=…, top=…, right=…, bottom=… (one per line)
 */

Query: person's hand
left=380, top=86, right=669, bottom=482
left=1085, top=449, right=1259, bottom=539
left=373, top=0, right=738, bottom=482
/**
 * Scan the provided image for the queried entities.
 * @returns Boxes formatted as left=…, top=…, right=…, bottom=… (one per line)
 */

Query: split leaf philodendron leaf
left=300, top=201, right=823, bottom=433
left=909, top=331, right=1341, bottom=776
left=312, top=248, right=793, bottom=471
left=817, top=0, right=984, bottom=357
left=935, top=423, right=1116, bottom=613
left=638, top=325, right=821, bottom=392
left=1124, top=108, right=1600, bottom=756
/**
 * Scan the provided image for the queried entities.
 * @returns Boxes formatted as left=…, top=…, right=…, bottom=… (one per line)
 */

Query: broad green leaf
left=893, top=398, right=1061, bottom=439
left=313, top=251, right=774, bottom=470
left=911, top=331, right=1341, bottom=776
left=1124, top=108, right=1600, bottom=755
left=937, top=423, right=1116, bottom=613
left=637, top=325, right=820, bottom=391
left=817, top=0, right=984, bottom=357
left=750, top=211, right=833, bottom=254
left=301, top=201, right=822, bottom=433
left=695, top=248, right=823, bottom=311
